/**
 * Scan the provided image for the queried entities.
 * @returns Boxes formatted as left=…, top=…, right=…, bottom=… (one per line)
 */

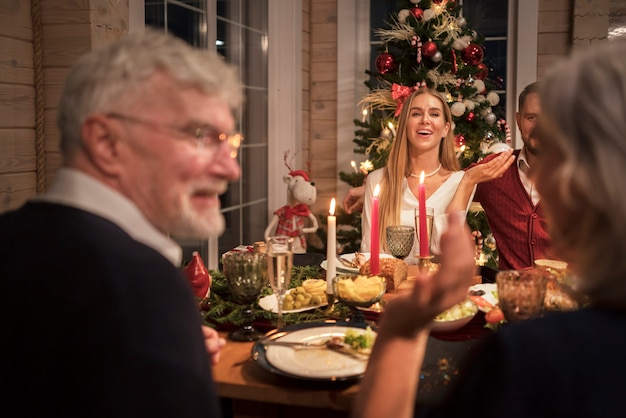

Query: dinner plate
left=252, top=322, right=375, bottom=382
left=468, top=283, right=498, bottom=312
left=258, top=291, right=328, bottom=314
left=321, top=252, right=394, bottom=274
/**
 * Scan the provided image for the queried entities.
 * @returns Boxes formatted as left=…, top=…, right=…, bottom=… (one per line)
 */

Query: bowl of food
left=431, top=299, right=478, bottom=333
left=333, top=274, right=386, bottom=308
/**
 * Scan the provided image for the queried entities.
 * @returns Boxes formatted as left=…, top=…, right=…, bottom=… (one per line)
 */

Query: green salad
left=435, top=299, right=477, bottom=322
left=343, top=326, right=376, bottom=352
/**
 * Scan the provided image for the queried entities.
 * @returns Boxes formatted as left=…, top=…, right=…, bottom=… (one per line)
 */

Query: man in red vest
left=473, top=82, right=554, bottom=270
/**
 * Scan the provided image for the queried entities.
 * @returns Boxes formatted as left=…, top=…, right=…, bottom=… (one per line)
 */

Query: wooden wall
left=537, top=0, right=574, bottom=79
left=307, top=0, right=337, bottom=215
left=0, top=1, right=37, bottom=212
left=0, top=0, right=128, bottom=215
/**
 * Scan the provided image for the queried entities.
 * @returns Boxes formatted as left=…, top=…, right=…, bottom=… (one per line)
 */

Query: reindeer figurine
left=264, top=155, right=319, bottom=254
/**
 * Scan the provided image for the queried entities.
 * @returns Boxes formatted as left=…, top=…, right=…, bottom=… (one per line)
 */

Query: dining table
left=211, top=292, right=492, bottom=418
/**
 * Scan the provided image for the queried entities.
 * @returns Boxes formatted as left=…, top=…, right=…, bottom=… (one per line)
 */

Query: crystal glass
left=266, top=236, right=294, bottom=330
left=386, top=225, right=415, bottom=260
left=496, top=269, right=548, bottom=322
left=333, top=274, right=386, bottom=323
left=414, top=207, right=434, bottom=256
left=223, top=251, right=268, bottom=341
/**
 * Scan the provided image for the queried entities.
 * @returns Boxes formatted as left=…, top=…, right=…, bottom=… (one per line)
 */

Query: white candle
left=326, top=198, right=337, bottom=294
left=350, top=160, right=358, bottom=174
left=387, top=121, right=397, bottom=138
left=361, top=108, right=368, bottom=122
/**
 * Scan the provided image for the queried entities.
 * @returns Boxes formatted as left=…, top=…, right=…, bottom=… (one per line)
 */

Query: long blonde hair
left=378, top=89, right=458, bottom=251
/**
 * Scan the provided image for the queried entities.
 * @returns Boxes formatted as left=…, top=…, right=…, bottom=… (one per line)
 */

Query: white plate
left=264, top=325, right=373, bottom=379
left=468, top=283, right=498, bottom=312
left=321, top=252, right=394, bottom=274
left=258, top=291, right=327, bottom=314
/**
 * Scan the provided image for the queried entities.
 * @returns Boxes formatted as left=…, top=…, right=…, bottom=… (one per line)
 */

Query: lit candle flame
left=361, top=108, right=368, bottom=122
left=387, top=121, right=397, bottom=137
left=329, top=198, right=336, bottom=216
left=350, top=160, right=358, bottom=173
left=374, top=184, right=380, bottom=197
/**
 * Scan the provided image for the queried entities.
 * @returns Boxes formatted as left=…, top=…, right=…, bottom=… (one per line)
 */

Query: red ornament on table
left=375, top=52, right=397, bottom=74
left=461, top=43, right=484, bottom=65
left=421, top=41, right=438, bottom=58
left=466, top=112, right=476, bottom=122
left=410, top=7, right=424, bottom=20
left=475, top=62, right=489, bottom=80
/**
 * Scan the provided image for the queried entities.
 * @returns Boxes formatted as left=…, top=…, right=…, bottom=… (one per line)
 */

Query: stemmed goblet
left=223, top=251, right=268, bottom=341
left=386, top=225, right=415, bottom=260
left=333, top=274, right=386, bottom=323
left=266, top=236, right=294, bottom=330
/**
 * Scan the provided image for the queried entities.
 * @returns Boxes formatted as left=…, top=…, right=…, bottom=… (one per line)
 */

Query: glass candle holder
left=496, top=269, right=548, bottom=322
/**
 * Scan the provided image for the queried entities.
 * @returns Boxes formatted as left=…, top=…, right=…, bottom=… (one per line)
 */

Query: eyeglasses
left=106, top=113, right=243, bottom=158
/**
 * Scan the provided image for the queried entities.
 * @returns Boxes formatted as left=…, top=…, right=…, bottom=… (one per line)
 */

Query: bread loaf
left=359, top=258, right=408, bottom=291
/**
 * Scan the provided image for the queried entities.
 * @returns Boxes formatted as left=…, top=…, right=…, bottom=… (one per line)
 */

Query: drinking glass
left=266, top=236, right=294, bottom=330
left=223, top=251, right=268, bottom=341
left=386, top=225, right=415, bottom=260
left=414, top=207, right=434, bottom=255
left=496, top=269, right=548, bottom=322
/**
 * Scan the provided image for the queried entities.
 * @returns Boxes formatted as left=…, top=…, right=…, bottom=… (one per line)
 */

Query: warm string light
left=350, top=160, right=358, bottom=174
left=387, top=121, right=397, bottom=137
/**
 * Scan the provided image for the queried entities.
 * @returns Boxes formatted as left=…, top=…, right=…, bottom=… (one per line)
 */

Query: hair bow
left=391, top=82, right=428, bottom=116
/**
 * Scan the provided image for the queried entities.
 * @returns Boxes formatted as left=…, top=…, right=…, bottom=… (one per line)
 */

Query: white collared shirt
left=517, top=148, right=540, bottom=206
left=37, top=168, right=182, bottom=266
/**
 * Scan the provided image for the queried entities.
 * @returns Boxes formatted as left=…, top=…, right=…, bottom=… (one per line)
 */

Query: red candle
left=370, top=184, right=381, bottom=275
left=418, top=171, right=429, bottom=257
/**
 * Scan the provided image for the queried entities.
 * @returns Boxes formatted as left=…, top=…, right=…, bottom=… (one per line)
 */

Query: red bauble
left=466, top=112, right=476, bottom=122
left=410, top=7, right=424, bottom=21
left=375, top=53, right=397, bottom=74
left=461, top=43, right=484, bottom=65
left=421, top=41, right=438, bottom=58
left=455, top=134, right=466, bottom=148
left=475, top=63, right=489, bottom=80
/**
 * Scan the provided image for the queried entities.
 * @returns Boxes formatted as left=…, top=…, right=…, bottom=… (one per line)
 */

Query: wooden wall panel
left=0, top=129, right=36, bottom=174
left=0, top=0, right=33, bottom=40
left=308, top=0, right=338, bottom=214
left=0, top=37, right=35, bottom=85
left=537, top=0, right=573, bottom=79
left=0, top=85, right=35, bottom=128
left=0, top=172, right=37, bottom=212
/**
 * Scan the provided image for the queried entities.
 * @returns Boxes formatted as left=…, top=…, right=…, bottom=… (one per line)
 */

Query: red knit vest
left=474, top=151, right=554, bottom=270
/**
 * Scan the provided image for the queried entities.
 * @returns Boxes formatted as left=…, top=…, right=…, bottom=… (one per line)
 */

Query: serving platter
left=252, top=321, right=375, bottom=382
left=320, top=252, right=394, bottom=274
left=258, top=291, right=328, bottom=314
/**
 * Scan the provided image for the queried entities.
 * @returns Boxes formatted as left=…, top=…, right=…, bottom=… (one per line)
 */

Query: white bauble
left=450, top=102, right=466, bottom=117
left=463, top=99, right=476, bottom=111
left=432, top=51, right=443, bottom=62
left=488, top=142, right=512, bottom=154
left=487, top=91, right=500, bottom=106
left=398, top=9, right=410, bottom=23
left=485, top=112, right=497, bottom=125
left=473, top=79, right=486, bottom=94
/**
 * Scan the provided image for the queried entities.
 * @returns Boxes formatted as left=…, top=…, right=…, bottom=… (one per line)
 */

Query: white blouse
left=361, top=168, right=473, bottom=256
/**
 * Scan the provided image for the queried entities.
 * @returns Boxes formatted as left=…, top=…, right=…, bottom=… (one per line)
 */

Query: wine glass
left=223, top=251, right=268, bottom=341
left=333, top=274, right=386, bottom=323
left=266, top=236, right=294, bottom=330
left=414, top=207, right=434, bottom=255
left=386, top=225, right=415, bottom=260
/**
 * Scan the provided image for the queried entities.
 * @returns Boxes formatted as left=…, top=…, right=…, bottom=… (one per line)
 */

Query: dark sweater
left=474, top=150, right=553, bottom=270
left=0, top=202, right=221, bottom=417
left=419, top=307, right=626, bottom=418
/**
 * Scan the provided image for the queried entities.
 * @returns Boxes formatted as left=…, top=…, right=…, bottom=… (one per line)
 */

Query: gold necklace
left=409, top=163, right=442, bottom=179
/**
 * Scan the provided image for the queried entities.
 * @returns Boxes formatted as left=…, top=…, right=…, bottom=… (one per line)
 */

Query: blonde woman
left=361, top=88, right=512, bottom=256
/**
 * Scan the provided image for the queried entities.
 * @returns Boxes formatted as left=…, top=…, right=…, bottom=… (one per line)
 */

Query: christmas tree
left=338, top=0, right=509, bottom=268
